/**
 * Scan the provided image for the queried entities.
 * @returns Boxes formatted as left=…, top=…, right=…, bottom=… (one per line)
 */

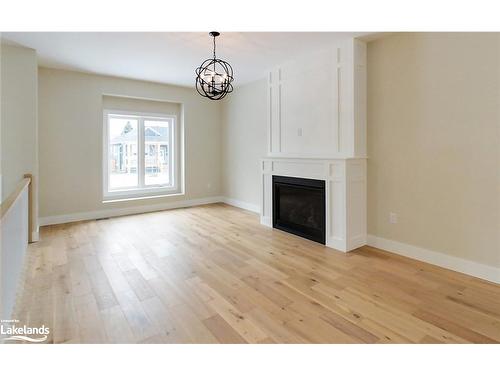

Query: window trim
left=102, top=109, right=179, bottom=200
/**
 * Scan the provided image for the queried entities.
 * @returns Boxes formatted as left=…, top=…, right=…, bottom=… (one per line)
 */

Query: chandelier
left=195, top=32, right=234, bottom=100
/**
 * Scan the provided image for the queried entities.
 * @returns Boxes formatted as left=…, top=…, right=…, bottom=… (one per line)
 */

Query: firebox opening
left=272, top=175, right=326, bottom=245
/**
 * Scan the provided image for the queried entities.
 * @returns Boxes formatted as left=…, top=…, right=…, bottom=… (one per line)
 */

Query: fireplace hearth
left=272, top=175, right=326, bottom=244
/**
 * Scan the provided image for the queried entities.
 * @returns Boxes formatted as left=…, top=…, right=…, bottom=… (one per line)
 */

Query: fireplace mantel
left=260, top=157, right=366, bottom=252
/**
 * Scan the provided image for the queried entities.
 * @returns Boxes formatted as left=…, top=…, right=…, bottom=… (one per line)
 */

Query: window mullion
left=138, top=118, right=145, bottom=188
left=170, top=119, right=174, bottom=187
left=105, top=114, right=110, bottom=194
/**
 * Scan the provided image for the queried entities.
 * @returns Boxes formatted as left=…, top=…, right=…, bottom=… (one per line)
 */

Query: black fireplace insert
left=272, top=175, right=326, bottom=244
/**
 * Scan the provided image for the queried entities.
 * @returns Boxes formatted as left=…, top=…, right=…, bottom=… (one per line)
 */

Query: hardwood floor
left=12, top=203, right=500, bottom=343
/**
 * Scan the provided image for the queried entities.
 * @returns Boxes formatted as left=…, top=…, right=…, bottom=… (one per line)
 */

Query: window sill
left=102, top=191, right=184, bottom=203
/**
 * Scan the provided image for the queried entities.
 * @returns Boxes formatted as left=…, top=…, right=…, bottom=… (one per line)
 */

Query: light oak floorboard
left=10, top=203, right=500, bottom=343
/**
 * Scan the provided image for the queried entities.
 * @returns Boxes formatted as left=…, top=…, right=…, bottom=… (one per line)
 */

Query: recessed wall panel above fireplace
left=267, top=38, right=367, bottom=159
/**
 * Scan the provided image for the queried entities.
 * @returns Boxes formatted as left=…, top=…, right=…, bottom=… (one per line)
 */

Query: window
left=103, top=110, right=179, bottom=200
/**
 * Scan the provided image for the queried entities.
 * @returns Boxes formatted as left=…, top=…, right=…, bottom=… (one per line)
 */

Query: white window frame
left=103, top=109, right=179, bottom=200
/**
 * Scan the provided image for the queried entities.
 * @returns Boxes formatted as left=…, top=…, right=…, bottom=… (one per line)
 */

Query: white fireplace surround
left=260, top=38, right=368, bottom=252
left=260, top=157, right=366, bottom=252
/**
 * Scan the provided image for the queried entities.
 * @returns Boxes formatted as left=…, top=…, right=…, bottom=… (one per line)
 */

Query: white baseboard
left=39, top=195, right=260, bottom=227
left=367, top=235, right=500, bottom=284
left=39, top=196, right=224, bottom=226
left=221, top=197, right=260, bottom=214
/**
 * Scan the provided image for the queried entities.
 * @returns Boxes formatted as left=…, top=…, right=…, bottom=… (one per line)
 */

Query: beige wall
left=0, top=44, right=38, bottom=233
left=221, top=79, right=267, bottom=208
left=38, top=68, right=222, bottom=218
left=367, top=33, right=500, bottom=267
left=102, top=95, right=181, bottom=117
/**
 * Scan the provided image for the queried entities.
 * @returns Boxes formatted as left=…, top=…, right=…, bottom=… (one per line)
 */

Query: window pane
left=144, top=120, right=170, bottom=186
left=109, top=117, right=138, bottom=190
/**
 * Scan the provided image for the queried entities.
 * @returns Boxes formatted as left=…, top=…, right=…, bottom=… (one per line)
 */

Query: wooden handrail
left=0, top=176, right=31, bottom=221
left=23, top=173, right=34, bottom=243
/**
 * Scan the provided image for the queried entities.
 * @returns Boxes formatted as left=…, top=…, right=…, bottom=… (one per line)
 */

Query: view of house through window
left=144, top=120, right=170, bottom=186
left=109, top=117, right=139, bottom=189
left=105, top=112, right=175, bottom=197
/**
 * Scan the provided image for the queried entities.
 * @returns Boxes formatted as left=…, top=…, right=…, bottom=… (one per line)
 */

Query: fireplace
left=272, top=175, right=326, bottom=244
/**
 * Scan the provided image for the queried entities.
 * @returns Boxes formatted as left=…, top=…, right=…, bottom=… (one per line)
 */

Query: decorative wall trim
left=367, top=235, right=500, bottom=284
left=221, top=197, right=260, bottom=214
left=39, top=196, right=224, bottom=226
left=266, top=39, right=366, bottom=159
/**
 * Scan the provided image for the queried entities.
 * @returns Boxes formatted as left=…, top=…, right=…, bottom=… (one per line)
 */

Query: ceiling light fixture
left=195, top=32, right=234, bottom=100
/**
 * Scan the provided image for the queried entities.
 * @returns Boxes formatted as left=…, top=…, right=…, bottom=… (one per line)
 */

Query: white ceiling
left=2, top=32, right=373, bottom=87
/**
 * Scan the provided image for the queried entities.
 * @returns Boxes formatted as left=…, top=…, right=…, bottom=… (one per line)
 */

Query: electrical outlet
left=389, top=212, right=398, bottom=224
left=297, top=128, right=303, bottom=136
left=207, top=182, right=212, bottom=189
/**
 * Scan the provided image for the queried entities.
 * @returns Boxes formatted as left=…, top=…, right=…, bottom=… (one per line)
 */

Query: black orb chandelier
left=195, top=32, right=234, bottom=100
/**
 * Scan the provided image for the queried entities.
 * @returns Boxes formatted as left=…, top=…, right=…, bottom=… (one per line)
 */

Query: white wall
left=367, top=33, right=500, bottom=268
left=38, top=68, right=222, bottom=220
left=221, top=79, right=267, bottom=209
left=0, top=43, right=38, bottom=229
